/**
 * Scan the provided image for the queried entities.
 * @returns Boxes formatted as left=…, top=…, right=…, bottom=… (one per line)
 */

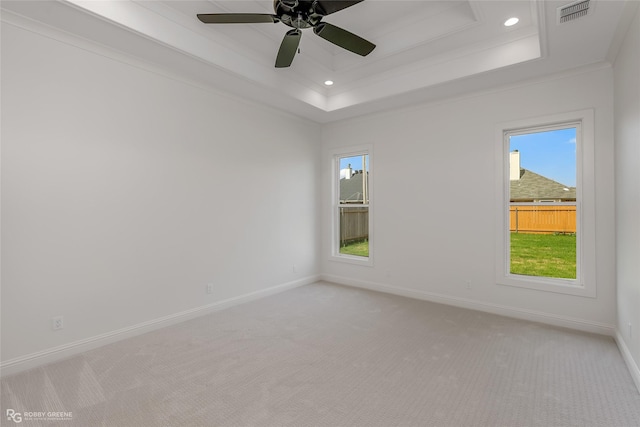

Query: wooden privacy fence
left=510, top=204, right=576, bottom=234
left=340, top=207, right=369, bottom=244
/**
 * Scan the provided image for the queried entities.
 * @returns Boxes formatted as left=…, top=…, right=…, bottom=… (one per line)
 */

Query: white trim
left=329, top=145, right=374, bottom=267
left=321, top=274, right=614, bottom=336
left=495, top=109, right=596, bottom=298
left=533, top=0, right=549, bottom=59
left=0, top=275, right=319, bottom=377
left=615, top=331, right=640, bottom=394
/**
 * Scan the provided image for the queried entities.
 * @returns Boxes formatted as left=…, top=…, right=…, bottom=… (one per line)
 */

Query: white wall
left=321, top=66, right=616, bottom=330
left=614, top=7, right=640, bottom=385
left=1, top=22, right=320, bottom=364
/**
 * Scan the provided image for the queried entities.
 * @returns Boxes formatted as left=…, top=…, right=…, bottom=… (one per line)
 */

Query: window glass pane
left=508, top=127, right=577, bottom=279
left=339, top=155, right=369, bottom=204
left=338, top=154, right=369, bottom=258
left=339, top=207, right=369, bottom=256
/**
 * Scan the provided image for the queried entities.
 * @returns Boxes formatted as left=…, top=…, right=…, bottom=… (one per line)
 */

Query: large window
left=508, top=125, right=578, bottom=280
left=496, top=110, right=595, bottom=297
left=332, top=147, right=372, bottom=264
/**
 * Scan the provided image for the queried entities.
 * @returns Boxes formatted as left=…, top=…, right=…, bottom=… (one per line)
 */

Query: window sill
left=330, top=254, right=374, bottom=267
left=497, top=274, right=595, bottom=298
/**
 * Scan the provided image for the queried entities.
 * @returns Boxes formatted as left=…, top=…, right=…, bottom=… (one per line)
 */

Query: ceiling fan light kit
left=197, top=0, right=375, bottom=68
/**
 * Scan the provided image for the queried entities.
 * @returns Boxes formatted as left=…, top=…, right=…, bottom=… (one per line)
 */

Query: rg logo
left=6, top=409, right=22, bottom=423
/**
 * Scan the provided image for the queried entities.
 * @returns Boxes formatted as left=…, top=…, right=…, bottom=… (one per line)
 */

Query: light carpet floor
left=2, top=282, right=640, bottom=427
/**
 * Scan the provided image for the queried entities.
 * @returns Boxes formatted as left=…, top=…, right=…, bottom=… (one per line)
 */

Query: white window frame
left=495, top=110, right=596, bottom=297
left=330, top=145, right=373, bottom=266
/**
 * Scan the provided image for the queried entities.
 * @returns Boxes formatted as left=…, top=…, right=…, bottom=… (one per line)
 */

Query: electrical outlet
left=52, top=316, right=64, bottom=331
left=207, top=283, right=213, bottom=294
left=292, top=264, right=297, bottom=273
left=465, top=280, right=472, bottom=290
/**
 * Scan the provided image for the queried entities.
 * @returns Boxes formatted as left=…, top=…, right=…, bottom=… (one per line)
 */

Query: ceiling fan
left=197, top=0, right=375, bottom=68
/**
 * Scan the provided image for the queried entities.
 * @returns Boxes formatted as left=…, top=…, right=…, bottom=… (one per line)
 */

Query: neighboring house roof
left=340, top=172, right=368, bottom=202
left=510, top=168, right=576, bottom=202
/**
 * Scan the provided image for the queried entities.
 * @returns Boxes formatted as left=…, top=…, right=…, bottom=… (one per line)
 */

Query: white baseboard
left=321, top=274, right=615, bottom=336
left=615, top=330, right=640, bottom=394
left=0, top=275, right=319, bottom=377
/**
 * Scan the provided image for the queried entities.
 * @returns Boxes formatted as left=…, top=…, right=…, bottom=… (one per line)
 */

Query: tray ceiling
left=1, top=0, right=632, bottom=122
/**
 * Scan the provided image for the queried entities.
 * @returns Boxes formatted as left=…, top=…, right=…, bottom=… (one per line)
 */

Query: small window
left=331, top=147, right=372, bottom=265
left=495, top=110, right=596, bottom=297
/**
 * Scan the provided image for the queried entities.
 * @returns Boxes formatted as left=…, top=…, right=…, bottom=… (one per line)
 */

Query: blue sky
left=340, top=155, right=368, bottom=177
left=510, top=127, right=577, bottom=187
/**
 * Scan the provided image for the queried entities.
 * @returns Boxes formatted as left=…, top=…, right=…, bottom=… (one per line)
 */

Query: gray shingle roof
left=510, top=168, right=576, bottom=201
left=340, top=172, right=368, bottom=202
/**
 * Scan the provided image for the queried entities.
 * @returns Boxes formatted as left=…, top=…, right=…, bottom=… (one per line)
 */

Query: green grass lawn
left=510, top=232, right=576, bottom=279
left=340, top=240, right=369, bottom=257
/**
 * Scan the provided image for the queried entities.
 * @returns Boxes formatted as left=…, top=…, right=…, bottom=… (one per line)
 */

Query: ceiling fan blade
left=197, top=14, right=279, bottom=24
left=313, top=22, right=375, bottom=56
left=314, top=0, right=364, bottom=16
left=275, top=30, right=302, bottom=68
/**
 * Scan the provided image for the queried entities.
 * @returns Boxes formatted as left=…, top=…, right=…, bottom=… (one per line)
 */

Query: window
left=509, top=126, right=577, bottom=279
left=495, top=110, right=596, bottom=297
left=332, top=147, right=372, bottom=265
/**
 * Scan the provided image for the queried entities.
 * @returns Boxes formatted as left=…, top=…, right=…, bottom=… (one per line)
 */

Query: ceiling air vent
left=557, top=0, right=592, bottom=24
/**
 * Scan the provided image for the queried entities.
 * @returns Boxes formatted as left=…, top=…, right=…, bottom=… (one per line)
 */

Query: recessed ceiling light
left=324, top=80, right=334, bottom=86
left=504, top=17, right=519, bottom=27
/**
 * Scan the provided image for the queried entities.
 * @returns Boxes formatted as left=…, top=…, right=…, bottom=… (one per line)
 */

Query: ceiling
left=1, top=0, right=634, bottom=123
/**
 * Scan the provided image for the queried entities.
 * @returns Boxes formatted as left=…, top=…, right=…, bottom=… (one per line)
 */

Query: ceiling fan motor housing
left=275, top=0, right=323, bottom=29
